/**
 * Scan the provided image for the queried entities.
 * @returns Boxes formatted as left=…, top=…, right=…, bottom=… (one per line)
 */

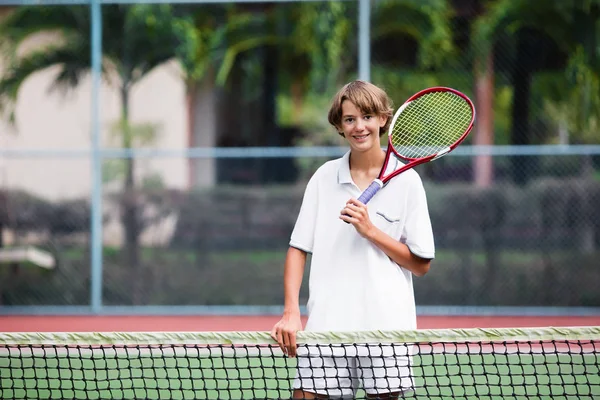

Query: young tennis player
left=270, top=80, right=435, bottom=399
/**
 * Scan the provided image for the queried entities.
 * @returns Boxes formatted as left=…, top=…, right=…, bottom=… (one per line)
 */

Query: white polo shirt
left=290, top=151, right=435, bottom=332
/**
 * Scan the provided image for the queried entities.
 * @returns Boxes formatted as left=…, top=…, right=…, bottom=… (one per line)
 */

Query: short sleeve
left=289, top=173, right=319, bottom=253
left=401, top=175, right=435, bottom=259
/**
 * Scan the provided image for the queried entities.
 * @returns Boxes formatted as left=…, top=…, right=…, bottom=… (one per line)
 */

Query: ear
left=379, top=115, right=388, bottom=128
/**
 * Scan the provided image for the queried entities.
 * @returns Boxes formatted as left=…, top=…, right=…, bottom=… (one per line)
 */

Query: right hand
left=270, top=312, right=303, bottom=357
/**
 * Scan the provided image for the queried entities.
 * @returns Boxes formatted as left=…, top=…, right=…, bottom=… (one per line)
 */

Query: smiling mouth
left=353, top=134, right=370, bottom=140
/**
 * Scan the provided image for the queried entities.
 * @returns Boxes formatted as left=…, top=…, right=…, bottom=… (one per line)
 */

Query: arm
left=340, top=198, right=431, bottom=277
left=270, top=246, right=307, bottom=357
left=364, top=226, right=431, bottom=276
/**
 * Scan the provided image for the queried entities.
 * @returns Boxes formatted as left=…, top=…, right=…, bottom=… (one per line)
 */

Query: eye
left=364, top=115, right=373, bottom=120
left=344, top=117, right=354, bottom=124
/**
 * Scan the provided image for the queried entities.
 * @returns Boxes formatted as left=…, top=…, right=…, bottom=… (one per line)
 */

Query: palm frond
left=209, top=10, right=276, bottom=86
left=372, top=0, right=455, bottom=68
left=100, top=4, right=196, bottom=85
left=48, top=42, right=94, bottom=94
left=472, top=0, right=579, bottom=59
left=0, top=6, right=88, bottom=46
left=0, top=43, right=92, bottom=125
left=215, top=36, right=279, bottom=86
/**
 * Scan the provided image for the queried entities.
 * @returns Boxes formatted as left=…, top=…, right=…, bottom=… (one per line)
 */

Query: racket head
left=387, top=87, right=475, bottom=162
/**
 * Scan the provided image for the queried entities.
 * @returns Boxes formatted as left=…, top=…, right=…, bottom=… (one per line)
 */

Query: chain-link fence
left=1, top=1, right=600, bottom=310
left=1, top=150, right=599, bottom=308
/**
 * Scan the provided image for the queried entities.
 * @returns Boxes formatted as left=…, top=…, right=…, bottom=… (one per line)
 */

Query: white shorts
left=292, top=344, right=415, bottom=398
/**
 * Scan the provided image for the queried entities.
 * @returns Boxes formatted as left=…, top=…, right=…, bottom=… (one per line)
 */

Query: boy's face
left=339, top=100, right=387, bottom=152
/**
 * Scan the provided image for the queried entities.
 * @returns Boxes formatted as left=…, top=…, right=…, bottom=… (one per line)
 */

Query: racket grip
left=357, top=179, right=383, bottom=205
left=343, top=180, right=383, bottom=224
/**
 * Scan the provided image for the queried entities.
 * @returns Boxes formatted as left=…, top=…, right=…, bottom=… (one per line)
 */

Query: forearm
left=271, top=246, right=307, bottom=357
left=283, top=246, right=307, bottom=314
left=366, top=227, right=431, bottom=277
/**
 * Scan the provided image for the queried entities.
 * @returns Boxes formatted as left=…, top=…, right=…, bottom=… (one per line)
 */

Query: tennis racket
left=353, top=86, right=475, bottom=206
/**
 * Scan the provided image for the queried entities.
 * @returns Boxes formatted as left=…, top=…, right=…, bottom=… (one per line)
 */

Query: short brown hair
left=327, top=80, right=394, bottom=137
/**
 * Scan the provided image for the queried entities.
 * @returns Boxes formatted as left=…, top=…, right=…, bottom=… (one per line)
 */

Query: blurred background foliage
left=1, top=0, right=600, bottom=308
left=2, top=1, right=600, bottom=149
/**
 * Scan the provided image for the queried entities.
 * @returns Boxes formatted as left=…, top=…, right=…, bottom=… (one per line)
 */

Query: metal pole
left=90, top=0, right=103, bottom=314
left=358, top=0, right=370, bottom=82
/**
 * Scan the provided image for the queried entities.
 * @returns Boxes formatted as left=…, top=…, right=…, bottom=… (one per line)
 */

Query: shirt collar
left=337, top=151, right=353, bottom=184
left=337, top=150, right=401, bottom=185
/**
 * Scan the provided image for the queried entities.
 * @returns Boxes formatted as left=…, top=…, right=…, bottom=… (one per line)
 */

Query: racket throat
left=433, top=147, right=451, bottom=160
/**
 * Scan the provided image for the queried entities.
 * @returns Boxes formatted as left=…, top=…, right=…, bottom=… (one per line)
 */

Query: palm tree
left=179, top=0, right=456, bottom=183
left=472, top=0, right=600, bottom=281
left=469, top=1, right=497, bottom=187
left=473, top=0, right=600, bottom=184
left=0, top=5, right=194, bottom=304
left=180, top=2, right=355, bottom=183
left=174, top=4, right=280, bottom=187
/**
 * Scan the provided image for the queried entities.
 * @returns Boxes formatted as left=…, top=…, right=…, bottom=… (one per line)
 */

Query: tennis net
left=1, top=326, right=599, bottom=399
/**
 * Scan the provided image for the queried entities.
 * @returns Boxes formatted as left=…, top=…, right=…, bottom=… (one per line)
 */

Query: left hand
left=340, top=198, right=375, bottom=238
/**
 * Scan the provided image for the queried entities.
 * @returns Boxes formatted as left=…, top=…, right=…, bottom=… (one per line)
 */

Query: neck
left=349, top=146, right=385, bottom=171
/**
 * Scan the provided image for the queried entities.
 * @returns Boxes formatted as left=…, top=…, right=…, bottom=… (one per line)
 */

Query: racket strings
left=391, top=91, right=472, bottom=159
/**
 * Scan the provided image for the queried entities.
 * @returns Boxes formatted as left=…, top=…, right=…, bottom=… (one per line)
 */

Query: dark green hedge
left=1, top=177, right=599, bottom=307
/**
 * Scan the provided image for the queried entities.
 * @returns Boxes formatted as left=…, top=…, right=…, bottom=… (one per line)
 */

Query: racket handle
left=358, top=179, right=383, bottom=205
left=343, top=180, right=383, bottom=224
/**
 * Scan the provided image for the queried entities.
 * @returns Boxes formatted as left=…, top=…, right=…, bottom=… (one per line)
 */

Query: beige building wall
left=0, top=60, right=189, bottom=199
left=0, top=53, right=189, bottom=246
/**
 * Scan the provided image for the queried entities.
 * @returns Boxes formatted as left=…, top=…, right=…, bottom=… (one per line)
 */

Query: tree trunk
left=187, top=71, right=217, bottom=189
left=120, top=83, right=141, bottom=305
left=473, top=52, right=494, bottom=187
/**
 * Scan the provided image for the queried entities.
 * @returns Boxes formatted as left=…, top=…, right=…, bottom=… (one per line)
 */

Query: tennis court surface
left=1, top=326, right=599, bottom=399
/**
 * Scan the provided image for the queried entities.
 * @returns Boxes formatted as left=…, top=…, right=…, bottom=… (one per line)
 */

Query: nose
left=355, top=118, right=365, bottom=131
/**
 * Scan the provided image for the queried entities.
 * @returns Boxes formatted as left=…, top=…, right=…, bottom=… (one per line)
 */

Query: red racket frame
left=377, top=86, right=476, bottom=184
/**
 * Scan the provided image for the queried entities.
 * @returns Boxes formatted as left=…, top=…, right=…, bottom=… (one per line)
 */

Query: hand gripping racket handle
left=343, top=179, right=383, bottom=224
left=357, top=179, right=383, bottom=205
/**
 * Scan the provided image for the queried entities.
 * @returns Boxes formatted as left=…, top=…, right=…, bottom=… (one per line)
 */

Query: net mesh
left=391, top=90, right=474, bottom=160
left=1, top=327, right=599, bottom=399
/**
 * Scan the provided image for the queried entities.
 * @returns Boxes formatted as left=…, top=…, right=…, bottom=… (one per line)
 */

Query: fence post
left=358, top=0, right=370, bottom=82
left=90, top=0, right=103, bottom=314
